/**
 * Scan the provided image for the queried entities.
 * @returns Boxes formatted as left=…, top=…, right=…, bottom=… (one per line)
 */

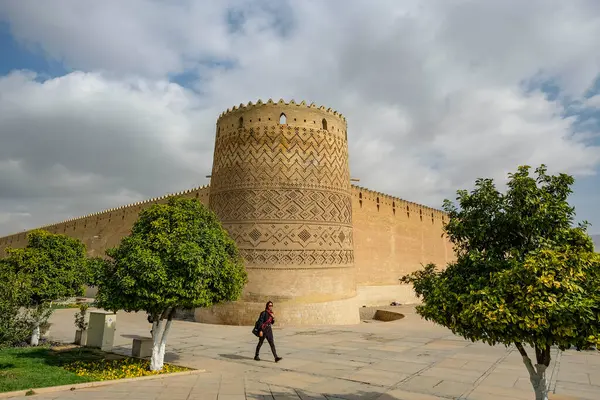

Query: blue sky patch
left=0, top=22, right=68, bottom=79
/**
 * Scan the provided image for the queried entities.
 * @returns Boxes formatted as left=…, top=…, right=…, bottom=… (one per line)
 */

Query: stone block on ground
left=132, top=337, right=154, bottom=358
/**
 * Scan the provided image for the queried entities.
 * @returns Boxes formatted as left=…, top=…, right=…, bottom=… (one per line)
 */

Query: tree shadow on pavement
left=258, top=388, right=444, bottom=400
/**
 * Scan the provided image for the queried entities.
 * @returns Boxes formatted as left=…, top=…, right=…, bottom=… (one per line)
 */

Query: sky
left=0, top=0, right=600, bottom=237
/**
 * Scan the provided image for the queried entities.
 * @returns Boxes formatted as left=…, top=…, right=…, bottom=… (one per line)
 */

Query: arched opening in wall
left=238, top=117, right=243, bottom=128
left=406, top=205, right=410, bottom=217
left=322, top=118, right=328, bottom=130
left=392, top=201, right=396, bottom=216
left=359, top=192, right=363, bottom=208
left=376, top=197, right=380, bottom=211
left=279, top=113, right=287, bottom=124
left=419, top=209, right=423, bottom=221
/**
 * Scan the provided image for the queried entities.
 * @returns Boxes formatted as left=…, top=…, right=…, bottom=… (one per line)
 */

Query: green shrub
left=0, top=265, right=33, bottom=347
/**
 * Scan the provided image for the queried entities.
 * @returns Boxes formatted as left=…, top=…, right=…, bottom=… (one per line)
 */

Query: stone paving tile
left=419, top=366, right=484, bottom=384
left=430, top=380, right=472, bottom=398
left=294, top=389, right=327, bottom=400
left=7, top=306, right=594, bottom=400
left=466, top=385, right=533, bottom=400
left=377, top=388, right=445, bottom=399
left=395, top=375, right=443, bottom=394
left=477, top=372, right=520, bottom=388
left=369, top=359, right=432, bottom=375
left=553, top=381, right=600, bottom=400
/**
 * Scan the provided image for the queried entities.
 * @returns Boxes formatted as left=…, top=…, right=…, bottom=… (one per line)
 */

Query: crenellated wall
left=0, top=97, right=457, bottom=324
left=0, top=182, right=453, bottom=311
left=0, top=186, right=211, bottom=257
left=351, top=185, right=453, bottom=285
left=350, top=185, right=455, bottom=306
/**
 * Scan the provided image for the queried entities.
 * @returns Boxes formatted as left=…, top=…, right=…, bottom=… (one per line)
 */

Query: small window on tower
left=279, top=113, right=287, bottom=124
left=322, top=118, right=328, bottom=130
left=238, top=117, right=243, bottom=128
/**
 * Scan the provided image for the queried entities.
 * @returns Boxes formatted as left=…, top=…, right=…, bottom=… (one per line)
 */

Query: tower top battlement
left=216, top=99, right=347, bottom=135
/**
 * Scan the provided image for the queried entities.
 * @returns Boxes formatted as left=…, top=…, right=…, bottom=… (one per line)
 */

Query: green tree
left=401, top=165, right=600, bottom=400
left=94, top=197, right=248, bottom=371
left=2, top=230, right=90, bottom=345
left=0, top=260, right=33, bottom=347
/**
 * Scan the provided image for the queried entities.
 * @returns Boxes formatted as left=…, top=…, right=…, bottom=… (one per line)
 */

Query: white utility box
left=86, top=311, right=117, bottom=351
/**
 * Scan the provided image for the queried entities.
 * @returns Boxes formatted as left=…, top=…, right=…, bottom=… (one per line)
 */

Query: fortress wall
left=0, top=180, right=456, bottom=313
left=0, top=97, right=459, bottom=324
left=0, top=186, right=211, bottom=258
left=350, top=185, right=455, bottom=306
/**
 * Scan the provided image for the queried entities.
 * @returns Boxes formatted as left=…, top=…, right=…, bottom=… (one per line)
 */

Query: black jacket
left=257, top=310, right=275, bottom=329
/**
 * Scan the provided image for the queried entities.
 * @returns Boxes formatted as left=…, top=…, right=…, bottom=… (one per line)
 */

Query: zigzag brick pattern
left=209, top=188, right=352, bottom=224
left=209, top=101, right=353, bottom=267
left=210, top=126, right=349, bottom=193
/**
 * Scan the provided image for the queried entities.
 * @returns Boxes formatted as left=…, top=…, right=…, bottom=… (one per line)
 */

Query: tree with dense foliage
left=94, top=197, right=248, bottom=371
left=2, top=230, right=90, bottom=345
left=0, top=260, right=33, bottom=347
left=401, top=165, right=600, bottom=400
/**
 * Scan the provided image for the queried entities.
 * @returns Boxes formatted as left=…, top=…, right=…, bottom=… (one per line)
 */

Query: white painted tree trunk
left=158, top=319, right=172, bottom=367
left=521, top=356, right=549, bottom=400
left=150, top=320, right=162, bottom=371
left=30, top=323, right=40, bottom=346
left=149, top=317, right=173, bottom=371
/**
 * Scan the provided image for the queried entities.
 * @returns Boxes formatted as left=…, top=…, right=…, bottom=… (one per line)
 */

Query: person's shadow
left=219, top=353, right=255, bottom=361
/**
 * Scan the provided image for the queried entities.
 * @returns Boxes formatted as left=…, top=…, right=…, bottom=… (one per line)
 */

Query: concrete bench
left=132, top=337, right=154, bottom=358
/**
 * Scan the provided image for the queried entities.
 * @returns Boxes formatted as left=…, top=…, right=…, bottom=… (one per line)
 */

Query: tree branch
left=535, top=345, right=551, bottom=367
left=160, top=308, right=171, bottom=320
left=515, top=342, right=528, bottom=357
left=516, top=342, right=537, bottom=377
left=167, top=308, right=177, bottom=321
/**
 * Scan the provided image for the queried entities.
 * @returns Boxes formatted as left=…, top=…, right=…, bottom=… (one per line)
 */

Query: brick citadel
left=0, top=99, right=455, bottom=326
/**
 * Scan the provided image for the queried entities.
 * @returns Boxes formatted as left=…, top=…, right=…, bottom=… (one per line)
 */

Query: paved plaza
left=7, top=306, right=600, bottom=400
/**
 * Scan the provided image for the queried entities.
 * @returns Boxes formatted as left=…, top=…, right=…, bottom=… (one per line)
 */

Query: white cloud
left=587, top=95, right=600, bottom=109
left=0, top=0, right=600, bottom=235
left=0, top=71, right=214, bottom=234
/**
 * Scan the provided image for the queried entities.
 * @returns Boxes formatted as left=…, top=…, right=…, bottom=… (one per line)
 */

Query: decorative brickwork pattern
left=210, top=189, right=352, bottom=224
left=210, top=126, right=349, bottom=194
left=209, top=100, right=354, bottom=268
left=223, top=223, right=353, bottom=250
left=239, top=249, right=354, bottom=267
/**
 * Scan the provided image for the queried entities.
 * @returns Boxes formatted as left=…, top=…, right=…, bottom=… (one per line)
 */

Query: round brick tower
left=194, top=98, right=360, bottom=326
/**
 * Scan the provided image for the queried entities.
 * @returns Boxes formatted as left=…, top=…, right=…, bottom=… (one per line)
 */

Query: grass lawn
left=0, top=345, right=189, bottom=393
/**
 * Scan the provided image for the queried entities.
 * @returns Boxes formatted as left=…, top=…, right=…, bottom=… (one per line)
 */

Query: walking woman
left=254, top=301, right=282, bottom=362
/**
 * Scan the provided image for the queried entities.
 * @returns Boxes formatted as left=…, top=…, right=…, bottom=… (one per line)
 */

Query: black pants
left=255, top=326, right=278, bottom=358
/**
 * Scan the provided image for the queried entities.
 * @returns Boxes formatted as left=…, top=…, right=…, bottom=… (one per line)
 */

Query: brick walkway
left=7, top=306, right=599, bottom=399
